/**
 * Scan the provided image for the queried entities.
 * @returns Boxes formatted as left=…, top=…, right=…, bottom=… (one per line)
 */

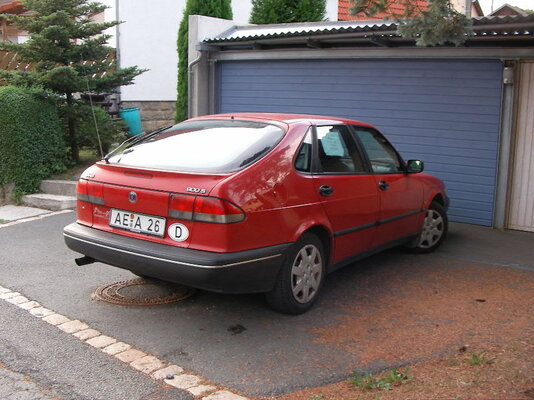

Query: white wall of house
left=101, top=0, right=339, bottom=102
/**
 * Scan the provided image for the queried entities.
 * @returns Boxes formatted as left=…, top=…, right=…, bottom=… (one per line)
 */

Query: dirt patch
left=272, top=255, right=533, bottom=399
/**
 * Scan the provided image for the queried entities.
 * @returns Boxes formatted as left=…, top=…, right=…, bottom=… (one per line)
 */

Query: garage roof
left=204, top=14, right=534, bottom=48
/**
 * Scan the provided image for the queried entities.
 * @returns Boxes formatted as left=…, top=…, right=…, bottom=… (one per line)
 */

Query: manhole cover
left=92, top=278, right=196, bottom=306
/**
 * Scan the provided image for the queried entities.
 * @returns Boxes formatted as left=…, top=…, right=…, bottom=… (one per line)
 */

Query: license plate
left=110, top=209, right=166, bottom=237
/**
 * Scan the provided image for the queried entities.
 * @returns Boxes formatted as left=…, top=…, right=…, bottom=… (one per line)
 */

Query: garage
left=216, top=58, right=503, bottom=226
left=188, top=14, right=534, bottom=229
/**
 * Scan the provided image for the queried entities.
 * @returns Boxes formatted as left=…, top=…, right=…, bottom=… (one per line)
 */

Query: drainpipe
left=187, top=52, right=204, bottom=118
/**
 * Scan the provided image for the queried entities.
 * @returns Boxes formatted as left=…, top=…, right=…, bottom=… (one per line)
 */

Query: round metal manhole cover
left=92, top=278, right=196, bottom=306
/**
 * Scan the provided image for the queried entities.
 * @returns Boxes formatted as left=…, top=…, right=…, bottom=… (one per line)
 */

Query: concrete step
left=40, top=180, right=77, bottom=197
left=21, top=193, right=76, bottom=211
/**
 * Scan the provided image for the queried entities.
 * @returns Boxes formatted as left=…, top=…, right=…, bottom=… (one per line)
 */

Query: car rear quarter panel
left=203, top=122, right=333, bottom=253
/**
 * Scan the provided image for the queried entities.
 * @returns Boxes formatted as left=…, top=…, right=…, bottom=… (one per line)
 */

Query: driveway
left=0, top=212, right=532, bottom=398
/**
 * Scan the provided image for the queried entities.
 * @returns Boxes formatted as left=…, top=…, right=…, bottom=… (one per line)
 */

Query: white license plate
left=110, top=209, right=166, bottom=237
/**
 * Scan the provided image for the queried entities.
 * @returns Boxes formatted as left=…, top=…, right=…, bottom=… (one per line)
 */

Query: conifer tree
left=350, top=0, right=472, bottom=46
left=0, top=0, right=144, bottom=162
left=176, top=0, right=233, bottom=122
left=250, top=0, right=326, bottom=24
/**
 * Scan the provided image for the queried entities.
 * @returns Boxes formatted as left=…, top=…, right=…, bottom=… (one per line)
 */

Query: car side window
left=352, top=128, right=403, bottom=174
left=316, top=125, right=365, bottom=174
left=295, top=129, right=313, bottom=173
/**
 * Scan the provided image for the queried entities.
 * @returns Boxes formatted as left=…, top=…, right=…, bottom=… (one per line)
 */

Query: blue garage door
left=217, top=59, right=503, bottom=226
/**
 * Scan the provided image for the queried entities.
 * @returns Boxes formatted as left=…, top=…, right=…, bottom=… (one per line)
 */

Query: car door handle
left=378, top=181, right=389, bottom=191
left=319, top=185, right=334, bottom=197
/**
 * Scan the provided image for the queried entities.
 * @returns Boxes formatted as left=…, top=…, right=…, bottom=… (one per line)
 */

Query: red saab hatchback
left=64, top=113, right=448, bottom=314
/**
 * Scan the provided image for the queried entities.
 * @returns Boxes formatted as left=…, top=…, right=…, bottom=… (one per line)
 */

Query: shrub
left=0, top=86, right=67, bottom=200
left=75, top=105, right=126, bottom=155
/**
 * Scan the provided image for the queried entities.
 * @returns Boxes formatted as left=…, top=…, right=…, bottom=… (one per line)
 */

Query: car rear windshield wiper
left=104, top=125, right=174, bottom=163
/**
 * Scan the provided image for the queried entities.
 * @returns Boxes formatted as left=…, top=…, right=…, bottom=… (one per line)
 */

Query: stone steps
left=21, top=180, right=77, bottom=211
left=21, top=193, right=76, bottom=211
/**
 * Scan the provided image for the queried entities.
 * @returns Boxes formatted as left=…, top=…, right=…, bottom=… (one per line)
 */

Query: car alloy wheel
left=266, top=233, right=325, bottom=314
left=291, top=244, right=323, bottom=304
left=418, top=209, right=445, bottom=249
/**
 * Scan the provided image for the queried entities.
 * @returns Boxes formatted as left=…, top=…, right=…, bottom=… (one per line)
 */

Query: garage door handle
left=319, top=185, right=334, bottom=197
left=378, top=181, right=389, bottom=191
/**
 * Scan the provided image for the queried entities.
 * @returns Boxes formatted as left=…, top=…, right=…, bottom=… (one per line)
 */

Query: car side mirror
left=406, top=159, right=424, bottom=173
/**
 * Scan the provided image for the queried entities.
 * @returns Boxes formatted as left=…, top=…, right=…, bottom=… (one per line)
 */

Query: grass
left=467, top=353, right=486, bottom=366
left=349, top=368, right=414, bottom=391
left=51, top=149, right=100, bottom=181
left=0, top=219, right=8, bottom=224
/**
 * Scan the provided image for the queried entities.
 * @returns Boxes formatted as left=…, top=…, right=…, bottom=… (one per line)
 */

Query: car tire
left=408, top=201, right=448, bottom=253
left=266, top=233, right=325, bottom=314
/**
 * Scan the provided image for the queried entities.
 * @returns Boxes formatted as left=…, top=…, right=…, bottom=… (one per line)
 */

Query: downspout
left=115, top=0, right=121, bottom=105
left=187, top=52, right=204, bottom=118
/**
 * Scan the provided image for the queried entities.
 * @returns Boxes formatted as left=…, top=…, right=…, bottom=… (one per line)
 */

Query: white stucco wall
left=106, top=0, right=339, bottom=102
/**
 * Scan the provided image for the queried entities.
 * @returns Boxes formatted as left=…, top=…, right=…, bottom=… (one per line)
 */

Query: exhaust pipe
left=75, top=256, right=95, bottom=266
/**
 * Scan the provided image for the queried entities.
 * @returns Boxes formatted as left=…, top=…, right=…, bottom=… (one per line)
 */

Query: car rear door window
left=316, top=125, right=365, bottom=174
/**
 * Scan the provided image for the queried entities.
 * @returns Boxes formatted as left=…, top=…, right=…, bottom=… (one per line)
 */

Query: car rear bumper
left=63, top=223, right=290, bottom=294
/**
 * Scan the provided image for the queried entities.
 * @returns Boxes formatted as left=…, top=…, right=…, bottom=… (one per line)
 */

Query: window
left=316, top=125, right=365, bottom=173
left=107, top=120, right=285, bottom=173
left=352, top=128, right=403, bottom=174
left=295, top=129, right=312, bottom=173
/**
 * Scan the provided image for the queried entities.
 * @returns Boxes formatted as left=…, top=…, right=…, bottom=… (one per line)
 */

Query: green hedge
left=0, top=86, right=67, bottom=199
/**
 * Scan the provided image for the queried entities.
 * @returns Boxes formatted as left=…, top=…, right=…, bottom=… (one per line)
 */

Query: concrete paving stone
left=17, top=301, right=40, bottom=310
left=85, top=335, right=116, bottom=349
left=5, top=295, right=29, bottom=305
left=164, top=374, right=201, bottom=390
left=130, top=355, right=166, bottom=374
left=72, top=328, right=101, bottom=340
left=187, top=385, right=217, bottom=396
left=202, top=391, right=248, bottom=400
left=0, top=205, right=50, bottom=221
left=42, top=314, right=70, bottom=326
left=114, top=348, right=147, bottom=363
left=0, top=292, right=20, bottom=300
left=102, top=342, right=131, bottom=355
left=28, top=307, right=54, bottom=318
left=57, top=320, right=89, bottom=334
left=152, top=365, right=185, bottom=380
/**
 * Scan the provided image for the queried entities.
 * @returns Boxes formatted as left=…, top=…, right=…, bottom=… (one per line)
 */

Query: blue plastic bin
left=120, top=107, right=142, bottom=136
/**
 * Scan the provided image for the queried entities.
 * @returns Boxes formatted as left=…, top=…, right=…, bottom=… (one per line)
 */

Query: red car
left=64, top=113, right=448, bottom=314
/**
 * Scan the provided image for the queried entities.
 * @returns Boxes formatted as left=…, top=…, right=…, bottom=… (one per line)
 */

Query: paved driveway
left=1, top=212, right=532, bottom=398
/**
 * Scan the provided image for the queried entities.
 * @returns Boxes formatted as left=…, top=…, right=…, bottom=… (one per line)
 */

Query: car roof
left=191, top=113, right=375, bottom=129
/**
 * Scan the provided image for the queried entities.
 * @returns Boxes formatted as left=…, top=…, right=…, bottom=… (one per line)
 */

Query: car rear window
left=107, top=119, right=286, bottom=173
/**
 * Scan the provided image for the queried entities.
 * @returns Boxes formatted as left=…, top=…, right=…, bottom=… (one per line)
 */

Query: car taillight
left=169, top=194, right=195, bottom=220
left=168, top=194, right=245, bottom=224
left=77, top=179, right=104, bottom=205
left=194, top=197, right=245, bottom=224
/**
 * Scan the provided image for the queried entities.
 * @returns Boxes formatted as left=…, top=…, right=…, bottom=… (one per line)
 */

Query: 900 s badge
left=186, top=187, right=206, bottom=194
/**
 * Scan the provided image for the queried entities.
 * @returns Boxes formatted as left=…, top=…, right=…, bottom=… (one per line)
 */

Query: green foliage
left=176, top=0, right=233, bottom=122
left=249, top=0, right=326, bottom=24
left=0, top=0, right=145, bottom=162
left=349, top=368, right=414, bottom=391
left=74, top=105, right=126, bottom=155
left=350, top=0, right=473, bottom=46
left=0, top=86, right=67, bottom=199
left=467, top=352, right=486, bottom=366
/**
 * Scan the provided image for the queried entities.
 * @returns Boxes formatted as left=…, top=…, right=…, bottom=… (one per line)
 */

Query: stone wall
left=122, top=101, right=176, bottom=132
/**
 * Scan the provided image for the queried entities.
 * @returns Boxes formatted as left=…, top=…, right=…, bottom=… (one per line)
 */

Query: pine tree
left=176, top=0, right=233, bottom=122
left=250, top=0, right=326, bottom=24
left=350, top=0, right=473, bottom=46
left=0, top=0, right=144, bottom=162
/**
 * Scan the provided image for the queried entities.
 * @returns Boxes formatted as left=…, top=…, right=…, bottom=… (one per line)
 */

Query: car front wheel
left=266, top=233, right=325, bottom=314
left=409, top=201, right=448, bottom=253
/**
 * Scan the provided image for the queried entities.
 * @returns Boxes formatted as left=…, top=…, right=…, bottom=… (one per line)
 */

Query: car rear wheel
left=408, top=201, right=448, bottom=253
left=266, top=233, right=325, bottom=314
